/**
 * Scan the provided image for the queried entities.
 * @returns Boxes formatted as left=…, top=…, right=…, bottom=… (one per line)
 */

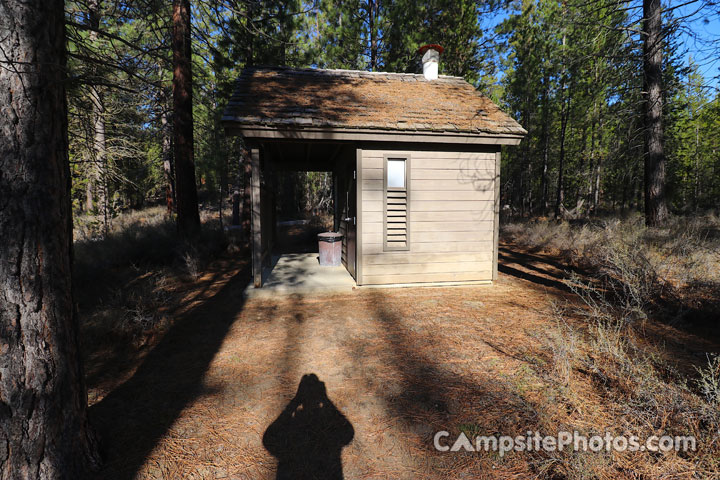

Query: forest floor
left=79, top=212, right=720, bottom=479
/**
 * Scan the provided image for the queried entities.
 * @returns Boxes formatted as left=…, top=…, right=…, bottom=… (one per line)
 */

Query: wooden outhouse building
left=222, top=61, right=525, bottom=288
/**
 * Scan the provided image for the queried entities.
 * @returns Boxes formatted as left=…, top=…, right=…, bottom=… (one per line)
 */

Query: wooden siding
left=359, top=148, right=498, bottom=285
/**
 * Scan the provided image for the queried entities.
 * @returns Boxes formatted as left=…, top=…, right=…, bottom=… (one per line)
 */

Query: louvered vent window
left=384, top=156, right=410, bottom=251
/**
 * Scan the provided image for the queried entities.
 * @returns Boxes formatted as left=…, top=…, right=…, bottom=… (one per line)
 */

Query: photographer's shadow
left=263, top=374, right=354, bottom=480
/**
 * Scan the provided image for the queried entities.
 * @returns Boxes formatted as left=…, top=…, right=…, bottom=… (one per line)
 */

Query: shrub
left=503, top=214, right=720, bottom=315
left=74, top=206, right=231, bottom=349
left=696, top=354, right=720, bottom=407
left=503, top=214, right=720, bottom=476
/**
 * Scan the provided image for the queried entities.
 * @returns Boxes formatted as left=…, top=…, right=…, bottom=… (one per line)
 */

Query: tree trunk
left=555, top=30, right=569, bottom=219
left=0, top=0, right=101, bottom=477
left=172, top=0, right=201, bottom=237
left=368, top=0, right=377, bottom=70
left=85, top=179, right=94, bottom=212
left=577, top=123, right=589, bottom=216
left=539, top=76, right=550, bottom=216
left=231, top=151, right=242, bottom=226
left=87, top=0, right=109, bottom=234
left=160, top=104, right=176, bottom=216
left=593, top=118, right=604, bottom=213
left=643, top=0, right=668, bottom=226
left=231, top=142, right=242, bottom=226
left=586, top=102, right=597, bottom=213
left=215, top=98, right=227, bottom=231
left=694, top=123, right=700, bottom=210
left=555, top=89, right=569, bottom=218
left=522, top=100, right=534, bottom=216
left=219, top=154, right=228, bottom=231
left=89, top=86, right=108, bottom=235
left=246, top=1, right=255, bottom=66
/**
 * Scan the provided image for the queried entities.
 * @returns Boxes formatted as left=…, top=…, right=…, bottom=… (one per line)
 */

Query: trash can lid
left=318, top=232, right=343, bottom=242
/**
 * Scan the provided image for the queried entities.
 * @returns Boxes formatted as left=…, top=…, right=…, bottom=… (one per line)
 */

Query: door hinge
left=353, top=170, right=357, bottom=180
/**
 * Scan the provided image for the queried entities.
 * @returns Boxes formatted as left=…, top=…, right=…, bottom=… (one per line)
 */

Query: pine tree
left=172, top=0, right=201, bottom=237
left=0, top=0, right=101, bottom=476
left=643, top=0, right=669, bottom=225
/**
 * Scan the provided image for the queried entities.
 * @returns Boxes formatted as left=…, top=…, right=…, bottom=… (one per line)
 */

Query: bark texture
left=643, top=0, right=669, bottom=226
left=367, top=0, right=377, bottom=71
left=0, top=0, right=100, bottom=478
left=161, top=105, right=175, bottom=216
left=172, top=0, right=201, bottom=237
left=89, top=85, right=108, bottom=232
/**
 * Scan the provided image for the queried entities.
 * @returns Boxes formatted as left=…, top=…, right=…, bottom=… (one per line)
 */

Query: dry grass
left=502, top=214, right=720, bottom=478
left=502, top=213, right=720, bottom=294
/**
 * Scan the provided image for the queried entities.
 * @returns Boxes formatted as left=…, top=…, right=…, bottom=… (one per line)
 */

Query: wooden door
left=345, top=169, right=357, bottom=279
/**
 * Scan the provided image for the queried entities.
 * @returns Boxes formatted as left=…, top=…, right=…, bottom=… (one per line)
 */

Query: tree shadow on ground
left=498, top=262, right=573, bottom=293
left=87, top=264, right=251, bottom=480
left=658, top=280, right=720, bottom=343
left=499, top=246, right=587, bottom=277
left=81, top=262, right=244, bottom=399
left=263, top=373, right=354, bottom=480
left=359, top=290, right=544, bottom=474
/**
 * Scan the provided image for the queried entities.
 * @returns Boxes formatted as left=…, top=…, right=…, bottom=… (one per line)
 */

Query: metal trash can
left=318, top=232, right=343, bottom=266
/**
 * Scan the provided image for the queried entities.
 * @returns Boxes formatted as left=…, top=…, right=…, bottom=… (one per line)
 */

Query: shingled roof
left=222, top=66, right=526, bottom=137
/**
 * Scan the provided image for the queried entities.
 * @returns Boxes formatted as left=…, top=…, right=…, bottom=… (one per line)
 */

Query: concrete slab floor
left=244, top=253, right=357, bottom=298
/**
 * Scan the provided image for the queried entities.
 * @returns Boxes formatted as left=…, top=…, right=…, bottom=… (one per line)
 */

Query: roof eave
left=222, top=123, right=525, bottom=146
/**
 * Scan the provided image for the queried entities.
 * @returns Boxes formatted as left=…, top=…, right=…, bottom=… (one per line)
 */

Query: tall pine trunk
left=539, top=74, right=550, bottom=216
left=555, top=87, right=569, bottom=218
left=586, top=101, right=597, bottom=213
left=89, top=85, right=108, bottom=234
left=694, top=123, right=700, bottom=210
left=82, top=0, right=104, bottom=219
left=172, top=0, right=201, bottom=237
left=231, top=155, right=242, bottom=226
left=85, top=177, right=95, bottom=212
left=520, top=98, right=531, bottom=216
left=160, top=100, right=176, bottom=216
left=555, top=28, right=569, bottom=219
left=367, top=0, right=377, bottom=70
left=87, top=0, right=108, bottom=235
left=0, top=0, right=100, bottom=476
left=593, top=117, right=604, bottom=213
left=643, top=0, right=669, bottom=226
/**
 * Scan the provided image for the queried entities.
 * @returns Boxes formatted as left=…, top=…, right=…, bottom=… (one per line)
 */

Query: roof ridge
left=243, top=65, right=466, bottom=81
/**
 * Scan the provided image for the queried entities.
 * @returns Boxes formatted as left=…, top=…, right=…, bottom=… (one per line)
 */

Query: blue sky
left=679, top=3, right=720, bottom=89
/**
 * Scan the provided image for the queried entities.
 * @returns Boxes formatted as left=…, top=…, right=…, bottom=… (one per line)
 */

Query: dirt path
left=87, top=243, right=717, bottom=480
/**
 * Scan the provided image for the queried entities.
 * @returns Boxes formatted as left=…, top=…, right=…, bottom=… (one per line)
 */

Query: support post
left=356, top=148, right=363, bottom=285
left=251, top=147, right=262, bottom=287
left=492, top=149, right=501, bottom=282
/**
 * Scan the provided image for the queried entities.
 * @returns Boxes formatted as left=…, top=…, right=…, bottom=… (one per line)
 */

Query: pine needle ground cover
left=79, top=214, right=720, bottom=479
